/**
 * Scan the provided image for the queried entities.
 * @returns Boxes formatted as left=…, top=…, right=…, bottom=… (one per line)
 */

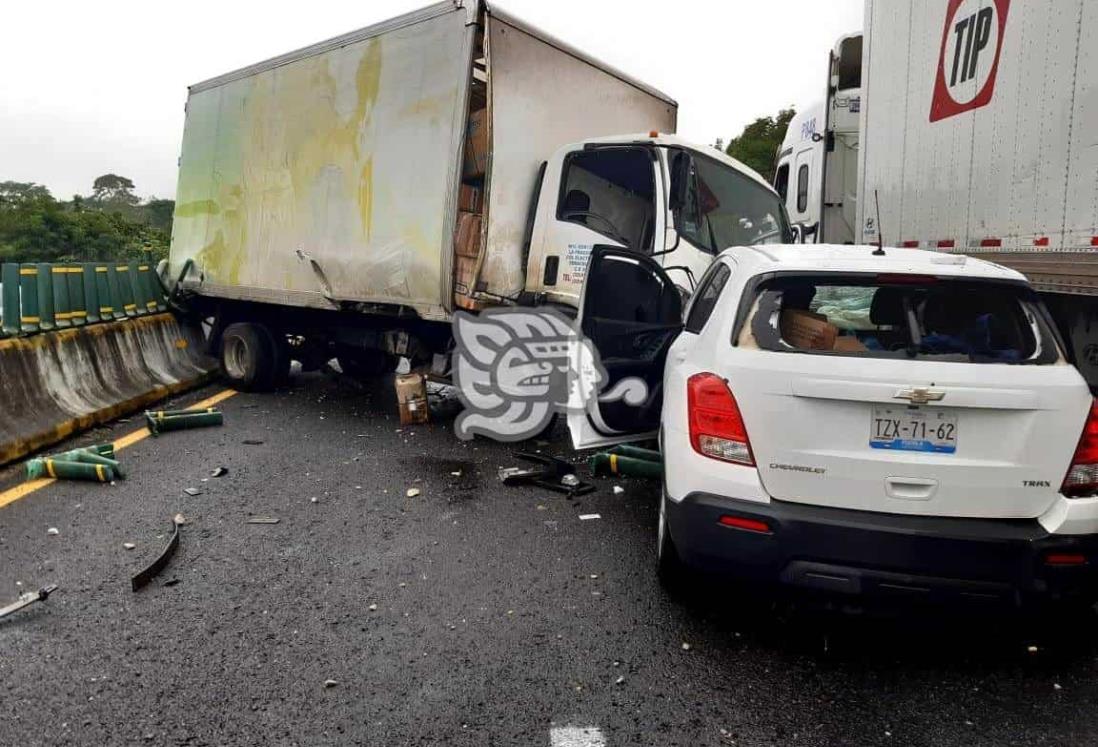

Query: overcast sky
left=0, top=0, right=862, bottom=201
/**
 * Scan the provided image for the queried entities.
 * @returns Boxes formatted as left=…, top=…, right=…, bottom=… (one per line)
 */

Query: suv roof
left=721, top=244, right=1029, bottom=283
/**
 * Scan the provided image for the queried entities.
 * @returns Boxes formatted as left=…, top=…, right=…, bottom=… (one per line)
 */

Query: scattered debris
left=123, top=543, right=136, bottom=550
left=579, top=514, right=601, bottom=521
left=146, top=408, right=224, bottom=436
left=681, top=642, right=692, bottom=651
left=0, top=584, right=58, bottom=621
left=450, top=470, right=463, bottom=477
left=612, top=486, right=625, bottom=495
left=210, top=467, right=229, bottom=478
left=310, top=496, right=319, bottom=504
left=131, top=519, right=181, bottom=592
left=1027, top=645, right=1039, bottom=654
left=47, top=527, right=59, bottom=536
left=324, top=679, right=339, bottom=688
left=406, top=488, right=421, bottom=498
left=162, top=578, right=181, bottom=588
left=368, top=604, right=378, bottom=611
left=1054, top=683, right=1063, bottom=691
left=173, top=513, right=187, bottom=526
left=246, top=517, right=281, bottom=525
left=615, top=675, right=625, bottom=685
left=242, top=439, right=265, bottom=446
left=183, top=488, right=202, bottom=497
left=499, top=453, right=594, bottom=497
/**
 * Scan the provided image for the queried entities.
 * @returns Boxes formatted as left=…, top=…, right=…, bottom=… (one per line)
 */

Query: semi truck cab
left=526, top=133, right=793, bottom=306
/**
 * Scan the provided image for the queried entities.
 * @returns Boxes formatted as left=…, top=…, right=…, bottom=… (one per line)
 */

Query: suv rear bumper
left=667, top=492, right=1098, bottom=607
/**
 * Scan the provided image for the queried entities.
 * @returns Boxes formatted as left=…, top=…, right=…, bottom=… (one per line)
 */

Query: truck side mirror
left=669, top=152, right=691, bottom=213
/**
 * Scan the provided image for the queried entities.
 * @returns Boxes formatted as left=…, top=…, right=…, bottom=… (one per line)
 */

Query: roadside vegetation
left=716, top=107, right=796, bottom=183
left=0, top=175, right=173, bottom=264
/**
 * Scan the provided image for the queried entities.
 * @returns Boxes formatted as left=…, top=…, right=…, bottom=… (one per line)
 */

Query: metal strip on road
left=550, top=726, right=607, bottom=747
left=0, top=388, right=239, bottom=512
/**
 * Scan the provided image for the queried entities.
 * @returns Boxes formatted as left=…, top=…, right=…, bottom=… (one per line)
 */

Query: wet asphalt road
left=3, top=369, right=1098, bottom=746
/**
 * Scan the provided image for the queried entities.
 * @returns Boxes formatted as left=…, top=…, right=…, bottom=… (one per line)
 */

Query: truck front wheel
left=220, top=322, right=280, bottom=392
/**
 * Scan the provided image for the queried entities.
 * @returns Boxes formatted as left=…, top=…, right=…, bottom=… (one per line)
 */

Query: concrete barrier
left=0, top=313, right=216, bottom=466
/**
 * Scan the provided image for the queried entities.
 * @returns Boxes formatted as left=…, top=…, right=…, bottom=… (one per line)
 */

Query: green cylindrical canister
left=607, top=444, right=663, bottom=462
left=51, top=265, right=71, bottom=329
left=18, top=264, right=40, bottom=334
left=1, top=263, right=20, bottom=337
left=26, top=457, right=114, bottom=482
left=145, top=408, right=224, bottom=436
left=35, top=262, right=55, bottom=331
left=82, top=264, right=100, bottom=324
left=589, top=453, right=663, bottom=480
left=68, top=450, right=125, bottom=479
left=67, top=265, right=86, bottom=326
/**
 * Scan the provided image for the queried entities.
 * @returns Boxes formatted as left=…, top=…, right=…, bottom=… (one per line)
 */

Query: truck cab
left=775, top=33, right=862, bottom=245
left=525, top=133, right=793, bottom=306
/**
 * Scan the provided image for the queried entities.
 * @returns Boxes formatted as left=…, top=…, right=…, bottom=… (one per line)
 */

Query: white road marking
left=550, top=725, right=606, bottom=747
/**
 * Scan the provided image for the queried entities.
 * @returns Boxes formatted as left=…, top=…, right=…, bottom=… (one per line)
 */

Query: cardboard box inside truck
left=463, top=109, right=489, bottom=180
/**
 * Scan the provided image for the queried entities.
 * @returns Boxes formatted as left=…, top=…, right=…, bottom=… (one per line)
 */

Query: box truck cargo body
left=167, top=0, right=789, bottom=389
left=777, top=0, right=1098, bottom=387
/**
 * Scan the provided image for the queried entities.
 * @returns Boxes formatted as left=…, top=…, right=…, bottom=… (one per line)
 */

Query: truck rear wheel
left=220, top=322, right=280, bottom=392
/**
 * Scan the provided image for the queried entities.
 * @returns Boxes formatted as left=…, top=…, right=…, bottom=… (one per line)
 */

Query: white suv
left=568, top=244, right=1098, bottom=608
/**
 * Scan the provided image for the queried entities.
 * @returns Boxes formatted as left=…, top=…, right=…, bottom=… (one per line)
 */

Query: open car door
left=568, top=246, right=683, bottom=449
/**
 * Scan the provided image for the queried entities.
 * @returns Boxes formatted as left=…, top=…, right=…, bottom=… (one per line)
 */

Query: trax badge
left=893, top=387, right=946, bottom=405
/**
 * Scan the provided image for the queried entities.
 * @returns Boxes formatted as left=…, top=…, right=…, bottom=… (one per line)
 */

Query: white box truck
left=774, top=0, right=1098, bottom=387
left=166, top=0, right=790, bottom=389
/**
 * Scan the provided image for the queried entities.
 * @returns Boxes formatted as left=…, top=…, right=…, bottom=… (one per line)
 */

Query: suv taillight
left=1063, top=399, right=1098, bottom=496
left=687, top=373, right=754, bottom=466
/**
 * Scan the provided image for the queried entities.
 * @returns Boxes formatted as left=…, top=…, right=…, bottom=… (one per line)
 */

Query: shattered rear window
left=740, top=275, right=1062, bottom=364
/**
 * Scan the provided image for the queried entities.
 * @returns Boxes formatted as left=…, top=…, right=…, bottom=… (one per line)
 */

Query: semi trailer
left=774, top=0, right=1098, bottom=387
left=165, top=0, right=790, bottom=389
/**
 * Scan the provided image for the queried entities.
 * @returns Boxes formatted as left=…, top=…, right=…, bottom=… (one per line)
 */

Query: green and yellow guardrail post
left=35, top=262, right=55, bottom=331
left=136, top=264, right=159, bottom=315
left=106, top=264, right=126, bottom=320
left=82, top=263, right=100, bottom=324
left=115, top=264, right=138, bottom=317
left=51, top=265, right=71, bottom=329
left=67, top=265, right=86, bottom=327
left=2, top=263, right=20, bottom=337
left=18, top=264, right=40, bottom=334
left=95, top=264, right=116, bottom=321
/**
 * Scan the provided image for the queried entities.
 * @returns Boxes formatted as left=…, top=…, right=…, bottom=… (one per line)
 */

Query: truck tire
left=256, top=325, right=291, bottom=387
left=220, top=322, right=278, bottom=392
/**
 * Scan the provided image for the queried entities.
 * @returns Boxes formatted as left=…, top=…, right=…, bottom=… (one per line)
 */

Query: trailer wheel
left=220, top=322, right=278, bottom=392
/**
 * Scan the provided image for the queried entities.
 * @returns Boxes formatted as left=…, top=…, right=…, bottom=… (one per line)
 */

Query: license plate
left=870, top=406, right=957, bottom=454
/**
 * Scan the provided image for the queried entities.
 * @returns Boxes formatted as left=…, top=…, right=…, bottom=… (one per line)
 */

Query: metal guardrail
left=0, top=262, right=166, bottom=338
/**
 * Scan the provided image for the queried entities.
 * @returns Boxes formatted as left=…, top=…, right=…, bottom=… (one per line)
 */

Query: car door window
left=684, top=262, right=731, bottom=333
left=796, top=163, right=810, bottom=213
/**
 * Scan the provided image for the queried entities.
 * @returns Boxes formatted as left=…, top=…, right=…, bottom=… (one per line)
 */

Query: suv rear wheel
left=657, top=490, right=689, bottom=592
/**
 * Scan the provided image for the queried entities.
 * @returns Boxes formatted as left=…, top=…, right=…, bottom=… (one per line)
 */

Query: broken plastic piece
left=499, top=452, right=595, bottom=497
left=131, top=520, right=181, bottom=592
left=0, top=584, right=58, bottom=620
left=246, top=517, right=280, bottom=525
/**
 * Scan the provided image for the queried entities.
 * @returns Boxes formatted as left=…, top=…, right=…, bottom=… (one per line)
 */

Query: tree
left=723, top=108, right=796, bottom=184
left=91, top=173, right=140, bottom=207
left=0, top=181, right=52, bottom=207
left=143, top=198, right=175, bottom=234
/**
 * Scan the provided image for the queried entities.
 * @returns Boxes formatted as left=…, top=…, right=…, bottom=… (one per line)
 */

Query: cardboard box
left=454, top=255, right=480, bottom=295
left=395, top=373, right=429, bottom=426
left=463, top=108, right=489, bottom=179
left=780, top=309, right=838, bottom=351
left=454, top=211, right=482, bottom=259
left=458, top=184, right=482, bottom=213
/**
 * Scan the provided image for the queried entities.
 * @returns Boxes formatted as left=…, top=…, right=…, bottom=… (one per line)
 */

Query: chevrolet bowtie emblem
left=894, top=387, right=946, bottom=405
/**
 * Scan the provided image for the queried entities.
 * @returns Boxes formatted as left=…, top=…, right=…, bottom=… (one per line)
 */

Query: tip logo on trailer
left=930, top=0, right=1011, bottom=122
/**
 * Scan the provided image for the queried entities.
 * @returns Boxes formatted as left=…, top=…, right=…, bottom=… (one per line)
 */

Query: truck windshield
left=672, top=150, right=793, bottom=252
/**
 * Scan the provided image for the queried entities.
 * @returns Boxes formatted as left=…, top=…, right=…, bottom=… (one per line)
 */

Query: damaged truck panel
left=170, top=2, right=474, bottom=320
left=478, top=9, right=678, bottom=300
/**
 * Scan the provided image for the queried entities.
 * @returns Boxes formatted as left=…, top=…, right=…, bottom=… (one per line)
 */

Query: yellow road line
left=0, top=388, right=239, bottom=511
